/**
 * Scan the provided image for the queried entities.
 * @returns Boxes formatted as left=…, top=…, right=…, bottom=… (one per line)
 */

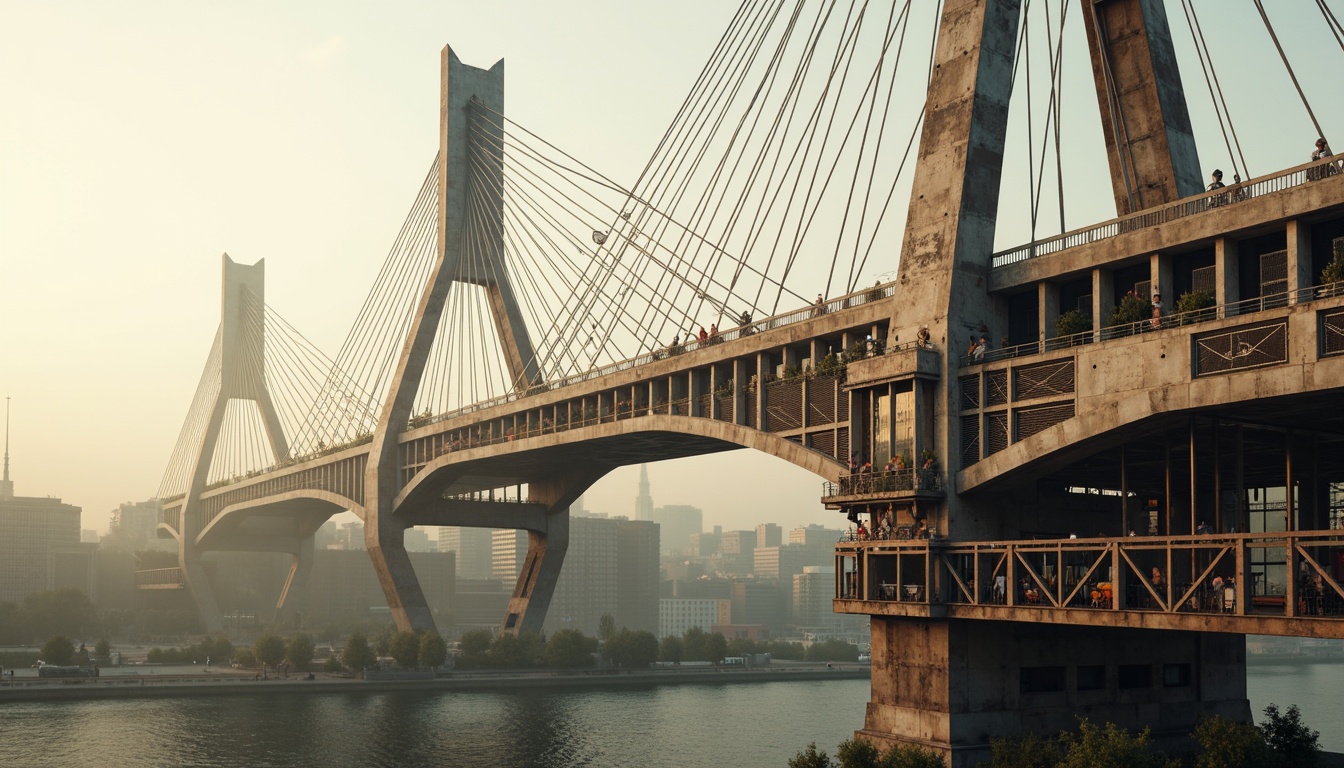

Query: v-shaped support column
left=364, top=46, right=540, bottom=633
left=177, top=255, right=289, bottom=633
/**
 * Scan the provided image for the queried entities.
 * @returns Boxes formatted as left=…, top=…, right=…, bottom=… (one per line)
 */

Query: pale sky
left=1, top=1, right=1340, bottom=535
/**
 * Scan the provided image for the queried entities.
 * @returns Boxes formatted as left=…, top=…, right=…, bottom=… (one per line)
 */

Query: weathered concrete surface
left=990, top=169, right=1344, bottom=291
left=861, top=618, right=1248, bottom=768
left=958, top=295, right=1344, bottom=492
left=1082, top=0, right=1201, bottom=214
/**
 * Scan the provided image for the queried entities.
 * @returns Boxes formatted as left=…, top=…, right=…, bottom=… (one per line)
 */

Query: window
left=1020, top=666, right=1066, bottom=694
left=1163, top=663, right=1192, bottom=688
left=1118, top=664, right=1151, bottom=690
left=1077, top=665, right=1105, bottom=691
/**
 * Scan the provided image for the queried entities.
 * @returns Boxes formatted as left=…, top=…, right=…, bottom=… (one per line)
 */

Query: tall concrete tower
left=635, top=464, right=654, bottom=521
left=1, top=396, right=13, bottom=500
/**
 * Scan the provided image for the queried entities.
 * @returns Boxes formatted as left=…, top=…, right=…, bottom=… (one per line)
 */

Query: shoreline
left=0, top=665, right=871, bottom=703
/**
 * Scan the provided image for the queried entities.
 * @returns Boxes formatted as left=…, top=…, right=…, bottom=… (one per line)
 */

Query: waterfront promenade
left=0, top=662, right=870, bottom=703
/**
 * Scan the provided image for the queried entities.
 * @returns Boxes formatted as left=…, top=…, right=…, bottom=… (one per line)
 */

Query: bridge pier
left=862, top=618, right=1248, bottom=767
left=366, top=514, right=436, bottom=633
left=275, top=534, right=314, bottom=626
left=179, top=539, right=225, bottom=634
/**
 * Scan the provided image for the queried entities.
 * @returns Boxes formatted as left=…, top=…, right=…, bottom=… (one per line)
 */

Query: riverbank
left=0, top=663, right=871, bottom=703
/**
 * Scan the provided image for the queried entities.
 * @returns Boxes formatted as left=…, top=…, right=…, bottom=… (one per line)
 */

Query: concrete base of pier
left=859, top=618, right=1249, bottom=767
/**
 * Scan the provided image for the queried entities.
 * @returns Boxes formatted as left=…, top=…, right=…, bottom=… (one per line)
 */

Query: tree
left=341, top=632, right=376, bottom=673
left=1055, top=309, right=1092, bottom=337
left=23, top=589, right=98, bottom=643
left=658, top=635, right=683, bottom=664
left=456, top=629, right=493, bottom=669
left=390, top=630, right=420, bottom=669
left=597, top=614, right=617, bottom=643
left=788, top=742, right=834, bottom=768
left=40, top=635, right=75, bottom=666
left=490, top=632, right=543, bottom=669
left=989, top=732, right=1062, bottom=768
left=835, top=738, right=880, bottom=768
left=1261, top=704, right=1320, bottom=767
left=703, top=632, right=727, bottom=664
left=1192, top=715, right=1271, bottom=768
left=286, top=634, right=314, bottom=672
left=207, top=637, right=233, bottom=664
left=602, top=629, right=658, bottom=669
left=94, top=638, right=111, bottom=661
left=1056, top=720, right=1176, bottom=768
left=233, top=648, right=257, bottom=668
left=323, top=655, right=344, bottom=673
left=254, top=634, right=286, bottom=667
left=806, top=639, right=859, bottom=662
left=682, top=626, right=707, bottom=661
left=545, top=629, right=597, bottom=668
left=419, top=631, right=448, bottom=670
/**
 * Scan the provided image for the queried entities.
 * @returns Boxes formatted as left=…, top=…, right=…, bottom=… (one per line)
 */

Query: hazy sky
left=1, top=1, right=1340, bottom=535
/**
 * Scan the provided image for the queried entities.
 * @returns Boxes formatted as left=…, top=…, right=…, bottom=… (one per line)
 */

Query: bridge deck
left=835, top=530, right=1344, bottom=638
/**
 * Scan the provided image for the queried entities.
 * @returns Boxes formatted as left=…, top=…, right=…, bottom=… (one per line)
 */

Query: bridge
left=147, top=1, right=1344, bottom=764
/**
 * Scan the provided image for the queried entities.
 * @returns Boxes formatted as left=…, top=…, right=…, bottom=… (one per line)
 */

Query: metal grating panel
left=837, top=390, right=850, bottom=421
left=1193, top=321, right=1288, bottom=377
left=744, top=398, right=758, bottom=428
left=1192, top=266, right=1216, bottom=295
left=765, top=380, right=803, bottom=431
left=986, top=370, right=1009, bottom=406
left=1016, top=402, right=1076, bottom=441
left=811, top=430, right=835, bottom=458
left=1324, top=309, right=1344, bottom=357
left=961, top=415, right=981, bottom=467
left=960, top=375, right=980, bottom=411
left=837, top=427, right=849, bottom=463
left=810, top=376, right=839, bottom=424
left=986, top=412, right=1009, bottom=456
left=1260, top=250, right=1288, bottom=308
left=1014, top=360, right=1076, bottom=401
left=716, top=395, right=734, bottom=422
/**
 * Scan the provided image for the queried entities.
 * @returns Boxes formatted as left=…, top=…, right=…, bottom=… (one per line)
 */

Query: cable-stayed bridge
left=147, top=1, right=1344, bottom=763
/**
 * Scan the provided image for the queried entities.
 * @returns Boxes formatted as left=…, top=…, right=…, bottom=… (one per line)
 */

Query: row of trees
left=0, top=589, right=100, bottom=645
left=330, top=630, right=448, bottom=672
left=790, top=707, right=1321, bottom=768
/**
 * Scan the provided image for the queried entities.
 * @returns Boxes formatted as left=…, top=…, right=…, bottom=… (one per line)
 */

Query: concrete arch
left=394, top=413, right=846, bottom=512
left=196, top=489, right=362, bottom=551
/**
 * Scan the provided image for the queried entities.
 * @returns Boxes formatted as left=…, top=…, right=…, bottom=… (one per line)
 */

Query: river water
left=0, top=665, right=1338, bottom=767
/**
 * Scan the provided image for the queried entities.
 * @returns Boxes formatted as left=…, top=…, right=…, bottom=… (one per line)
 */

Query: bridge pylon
left=364, top=46, right=541, bottom=634
left=169, top=255, right=300, bottom=633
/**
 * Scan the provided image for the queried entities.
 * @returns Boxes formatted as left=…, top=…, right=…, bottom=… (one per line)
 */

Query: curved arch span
left=196, top=489, right=364, bottom=550
left=394, top=414, right=846, bottom=512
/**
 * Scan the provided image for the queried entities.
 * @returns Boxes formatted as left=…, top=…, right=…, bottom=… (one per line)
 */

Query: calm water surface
left=0, top=666, right=1338, bottom=767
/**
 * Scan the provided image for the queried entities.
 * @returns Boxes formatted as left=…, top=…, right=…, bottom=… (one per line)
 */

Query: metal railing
left=135, top=567, right=185, bottom=588
left=992, top=156, right=1344, bottom=269
left=837, top=530, right=1344, bottom=622
left=959, top=284, right=1335, bottom=368
left=823, top=468, right=943, bottom=497
left=424, top=281, right=898, bottom=426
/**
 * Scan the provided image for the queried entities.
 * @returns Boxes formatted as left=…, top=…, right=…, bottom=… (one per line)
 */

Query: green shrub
left=789, top=742, right=834, bottom=768
left=990, top=732, right=1062, bottom=768
left=1260, top=704, right=1320, bottom=767
left=1056, top=720, right=1176, bottom=768
left=1105, top=293, right=1149, bottom=329
left=1055, top=309, right=1091, bottom=337
left=1174, top=289, right=1215, bottom=317
left=1192, top=715, right=1271, bottom=768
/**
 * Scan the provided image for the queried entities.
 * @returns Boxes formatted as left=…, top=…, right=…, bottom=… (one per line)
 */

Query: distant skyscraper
left=651, top=504, right=702, bottom=555
left=0, top=402, right=95, bottom=603
left=756, top=523, right=782, bottom=548
left=107, top=498, right=171, bottom=552
left=492, top=529, right=529, bottom=582
left=439, top=527, right=494, bottom=580
left=635, top=464, right=654, bottom=520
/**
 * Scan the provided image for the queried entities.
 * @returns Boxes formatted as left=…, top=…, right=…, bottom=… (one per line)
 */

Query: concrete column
left=1092, top=268, right=1115, bottom=341
left=708, top=366, right=720, bottom=420
left=734, top=359, right=749, bottom=426
left=1081, top=0, right=1202, bottom=215
left=1150, top=252, right=1174, bottom=310
left=275, top=534, right=315, bottom=624
left=1287, top=220, right=1313, bottom=303
left=755, top=352, right=768, bottom=428
left=1216, top=237, right=1240, bottom=317
left=499, top=471, right=600, bottom=636
left=1039, top=282, right=1060, bottom=342
left=690, top=370, right=705, bottom=417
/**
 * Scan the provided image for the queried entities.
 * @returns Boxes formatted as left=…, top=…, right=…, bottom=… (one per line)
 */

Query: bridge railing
left=991, top=156, right=1344, bottom=269
left=836, top=530, right=1344, bottom=622
left=423, top=281, right=898, bottom=427
left=822, top=468, right=943, bottom=498
left=959, top=284, right=1334, bottom=368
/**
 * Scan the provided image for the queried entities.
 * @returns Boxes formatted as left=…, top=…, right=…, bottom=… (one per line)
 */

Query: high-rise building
left=0, top=405, right=95, bottom=603
left=689, top=525, right=722, bottom=557
left=659, top=598, right=731, bottom=638
left=492, top=529, right=529, bottom=583
left=756, top=523, right=782, bottom=548
left=720, top=530, right=756, bottom=575
left=107, top=498, right=169, bottom=552
left=301, top=550, right=455, bottom=623
left=792, top=565, right=837, bottom=628
left=614, top=518, right=659, bottom=633
left=635, top=464, right=654, bottom=521
left=651, top=504, right=702, bottom=555
left=438, top=526, right=494, bottom=580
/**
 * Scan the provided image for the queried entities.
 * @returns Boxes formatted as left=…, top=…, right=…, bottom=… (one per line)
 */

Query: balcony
left=822, top=468, right=944, bottom=505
